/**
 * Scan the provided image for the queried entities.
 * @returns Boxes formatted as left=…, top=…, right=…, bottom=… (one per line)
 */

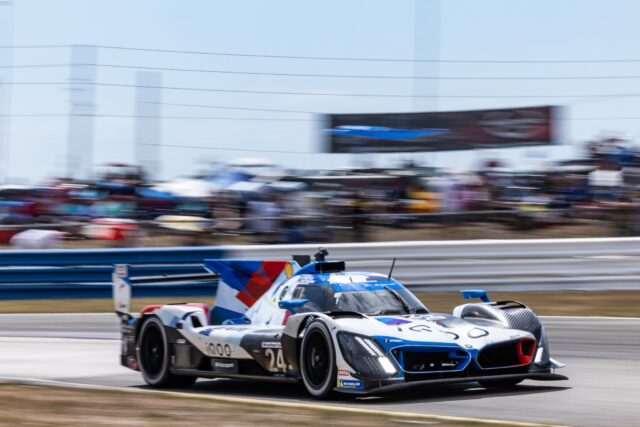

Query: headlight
left=337, top=333, right=398, bottom=379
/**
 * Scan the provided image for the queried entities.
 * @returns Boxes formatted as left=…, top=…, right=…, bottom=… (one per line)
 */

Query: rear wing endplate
left=113, top=264, right=131, bottom=318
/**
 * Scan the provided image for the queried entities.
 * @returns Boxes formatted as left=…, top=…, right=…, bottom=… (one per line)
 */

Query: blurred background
left=2, top=4, right=640, bottom=427
left=1, top=0, right=640, bottom=249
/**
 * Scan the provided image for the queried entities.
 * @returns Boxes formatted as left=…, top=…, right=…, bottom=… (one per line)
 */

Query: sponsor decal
left=337, top=369, right=351, bottom=377
left=214, top=326, right=250, bottom=332
left=338, top=379, right=364, bottom=389
left=261, top=341, right=282, bottom=349
left=416, top=314, right=446, bottom=321
left=481, top=109, right=548, bottom=139
left=298, top=275, right=315, bottom=284
left=211, top=358, right=238, bottom=374
left=214, top=361, right=235, bottom=369
left=284, top=263, right=294, bottom=278
left=376, top=317, right=412, bottom=326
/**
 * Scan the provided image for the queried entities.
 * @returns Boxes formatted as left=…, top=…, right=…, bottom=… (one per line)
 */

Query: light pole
left=66, top=44, right=97, bottom=179
left=412, top=0, right=441, bottom=112
left=0, top=0, right=14, bottom=183
left=135, top=71, right=162, bottom=180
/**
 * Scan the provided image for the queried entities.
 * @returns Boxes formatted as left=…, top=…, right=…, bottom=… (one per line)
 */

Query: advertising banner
left=323, top=105, right=557, bottom=153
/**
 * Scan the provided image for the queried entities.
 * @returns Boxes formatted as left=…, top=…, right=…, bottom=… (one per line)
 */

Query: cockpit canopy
left=277, top=272, right=428, bottom=316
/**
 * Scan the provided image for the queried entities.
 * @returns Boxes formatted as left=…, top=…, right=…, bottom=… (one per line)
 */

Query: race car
left=112, top=250, right=566, bottom=398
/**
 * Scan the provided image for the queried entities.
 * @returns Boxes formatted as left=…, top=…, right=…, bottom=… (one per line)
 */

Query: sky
left=1, top=0, right=640, bottom=182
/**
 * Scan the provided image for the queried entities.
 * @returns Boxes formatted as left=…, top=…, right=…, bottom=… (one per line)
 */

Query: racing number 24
left=265, top=348, right=286, bottom=371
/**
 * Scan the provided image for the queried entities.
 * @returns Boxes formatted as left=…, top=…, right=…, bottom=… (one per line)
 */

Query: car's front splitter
left=334, top=372, right=568, bottom=395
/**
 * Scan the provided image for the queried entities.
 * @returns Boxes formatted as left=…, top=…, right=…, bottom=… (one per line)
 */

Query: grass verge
left=0, top=290, right=639, bottom=316
left=0, top=384, right=523, bottom=427
left=0, top=296, right=214, bottom=314
left=414, top=290, right=640, bottom=317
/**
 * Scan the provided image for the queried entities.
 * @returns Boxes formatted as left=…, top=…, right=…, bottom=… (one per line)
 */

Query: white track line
left=0, top=376, right=572, bottom=427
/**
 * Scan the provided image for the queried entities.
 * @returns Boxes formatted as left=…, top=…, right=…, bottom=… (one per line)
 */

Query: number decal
left=265, top=348, right=286, bottom=371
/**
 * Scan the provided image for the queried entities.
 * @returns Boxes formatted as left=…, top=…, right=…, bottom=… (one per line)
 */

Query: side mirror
left=461, top=289, right=490, bottom=303
left=278, top=299, right=309, bottom=312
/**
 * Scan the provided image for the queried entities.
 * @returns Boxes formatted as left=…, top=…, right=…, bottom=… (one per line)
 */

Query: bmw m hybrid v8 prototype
left=112, top=251, right=566, bottom=397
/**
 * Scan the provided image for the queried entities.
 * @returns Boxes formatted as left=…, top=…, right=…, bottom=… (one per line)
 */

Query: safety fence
left=0, top=246, right=224, bottom=300
left=226, top=237, right=640, bottom=291
left=2, top=237, right=640, bottom=300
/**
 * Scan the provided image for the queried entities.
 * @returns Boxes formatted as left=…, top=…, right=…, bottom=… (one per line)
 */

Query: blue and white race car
left=113, top=250, right=566, bottom=398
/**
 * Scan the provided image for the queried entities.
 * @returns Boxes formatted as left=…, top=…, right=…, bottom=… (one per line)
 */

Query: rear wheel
left=137, top=316, right=196, bottom=388
left=300, top=320, right=337, bottom=398
left=479, top=378, right=523, bottom=389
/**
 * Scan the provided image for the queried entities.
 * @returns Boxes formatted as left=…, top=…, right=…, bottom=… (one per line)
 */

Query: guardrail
left=0, top=281, right=215, bottom=300
left=0, top=246, right=226, bottom=267
left=227, top=237, right=640, bottom=291
left=0, top=246, right=225, bottom=300
left=1, top=237, right=640, bottom=300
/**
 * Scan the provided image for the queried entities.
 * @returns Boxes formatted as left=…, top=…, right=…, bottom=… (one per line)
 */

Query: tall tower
left=66, top=44, right=97, bottom=179
left=0, top=0, right=14, bottom=183
left=135, top=71, right=162, bottom=180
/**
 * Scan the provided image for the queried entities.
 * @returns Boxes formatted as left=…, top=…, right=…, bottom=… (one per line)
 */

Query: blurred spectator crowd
left=3, top=137, right=640, bottom=248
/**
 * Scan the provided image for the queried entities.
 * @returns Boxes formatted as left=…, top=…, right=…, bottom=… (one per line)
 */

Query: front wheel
left=299, top=320, right=337, bottom=398
left=137, top=316, right=197, bottom=388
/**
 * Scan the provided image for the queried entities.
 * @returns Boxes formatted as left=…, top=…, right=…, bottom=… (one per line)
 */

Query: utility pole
left=66, top=44, right=97, bottom=179
left=0, top=0, right=14, bottom=183
left=413, top=0, right=441, bottom=112
left=135, top=71, right=162, bottom=180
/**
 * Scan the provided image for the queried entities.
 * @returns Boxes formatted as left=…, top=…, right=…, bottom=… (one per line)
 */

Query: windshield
left=293, top=285, right=428, bottom=315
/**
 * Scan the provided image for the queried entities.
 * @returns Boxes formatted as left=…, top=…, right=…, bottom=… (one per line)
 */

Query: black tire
left=479, top=379, right=523, bottom=389
left=299, top=320, right=337, bottom=398
left=137, top=316, right=197, bottom=388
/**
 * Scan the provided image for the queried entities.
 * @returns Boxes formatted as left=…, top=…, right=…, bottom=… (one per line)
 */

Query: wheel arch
left=282, top=313, right=337, bottom=373
left=136, top=314, right=198, bottom=388
left=453, top=301, right=552, bottom=367
left=298, top=316, right=338, bottom=398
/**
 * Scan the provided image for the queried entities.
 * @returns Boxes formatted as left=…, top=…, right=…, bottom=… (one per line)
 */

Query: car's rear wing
left=112, top=264, right=218, bottom=319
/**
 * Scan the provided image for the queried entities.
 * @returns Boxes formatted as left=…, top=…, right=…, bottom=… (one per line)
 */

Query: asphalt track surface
left=0, top=313, right=638, bottom=427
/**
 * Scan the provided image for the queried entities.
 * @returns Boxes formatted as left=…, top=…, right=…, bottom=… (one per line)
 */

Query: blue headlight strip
left=372, top=335, right=474, bottom=374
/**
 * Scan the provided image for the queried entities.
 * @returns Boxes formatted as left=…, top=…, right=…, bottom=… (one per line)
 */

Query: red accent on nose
left=517, top=338, right=536, bottom=365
